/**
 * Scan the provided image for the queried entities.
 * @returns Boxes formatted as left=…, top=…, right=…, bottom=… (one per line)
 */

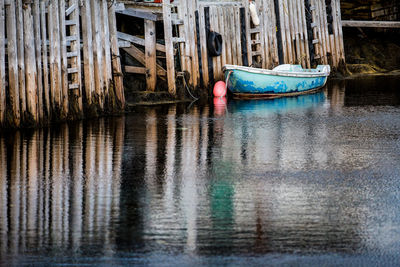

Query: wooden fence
left=160, top=0, right=345, bottom=91
left=0, top=0, right=125, bottom=128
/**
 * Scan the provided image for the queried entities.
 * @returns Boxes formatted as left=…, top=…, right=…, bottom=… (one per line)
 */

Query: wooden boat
left=223, top=64, right=330, bottom=99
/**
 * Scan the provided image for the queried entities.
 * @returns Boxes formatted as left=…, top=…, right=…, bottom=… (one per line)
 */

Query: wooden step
left=68, top=83, right=79, bottom=90
left=66, top=35, right=78, bottom=42
left=65, top=4, right=77, bottom=16
left=65, top=19, right=77, bottom=26
left=68, top=67, right=79, bottom=74
left=67, top=51, right=78, bottom=58
left=172, top=37, right=185, bottom=43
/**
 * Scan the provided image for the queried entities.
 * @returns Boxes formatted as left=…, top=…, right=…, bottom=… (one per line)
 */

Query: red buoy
left=213, top=81, right=227, bottom=97
left=213, top=97, right=227, bottom=116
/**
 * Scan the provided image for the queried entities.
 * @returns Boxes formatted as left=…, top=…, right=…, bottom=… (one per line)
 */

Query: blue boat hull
left=224, top=65, right=330, bottom=99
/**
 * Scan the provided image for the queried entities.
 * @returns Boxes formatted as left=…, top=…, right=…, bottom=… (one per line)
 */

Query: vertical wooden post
left=69, top=0, right=83, bottom=115
left=187, top=0, right=199, bottom=87
left=223, top=8, right=231, bottom=65
left=242, top=0, right=252, bottom=66
left=198, top=5, right=209, bottom=87
left=81, top=0, right=95, bottom=107
left=100, top=0, right=112, bottom=104
left=162, top=0, right=176, bottom=95
left=145, top=20, right=157, bottom=92
left=48, top=1, right=62, bottom=117
left=58, top=0, right=68, bottom=119
left=40, top=0, right=50, bottom=118
left=90, top=0, right=104, bottom=109
left=0, top=0, right=5, bottom=125
left=23, top=2, right=39, bottom=124
left=108, top=1, right=125, bottom=110
left=234, top=6, right=242, bottom=66
left=333, top=0, right=345, bottom=65
left=217, top=8, right=226, bottom=72
left=16, top=0, right=26, bottom=119
left=33, top=0, right=44, bottom=122
left=5, top=0, right=20, bottom=127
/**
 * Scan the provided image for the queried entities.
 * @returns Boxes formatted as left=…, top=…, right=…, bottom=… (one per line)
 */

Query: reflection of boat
left=229, top=90, right=326, bottom=115
left=223, top=64, right=330, bottom=99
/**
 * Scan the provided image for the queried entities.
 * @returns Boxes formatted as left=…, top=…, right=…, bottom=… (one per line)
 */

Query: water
left=1, top=77, right=400, bottom=266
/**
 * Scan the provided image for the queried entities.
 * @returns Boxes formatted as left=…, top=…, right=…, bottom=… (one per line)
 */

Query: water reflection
left=1, top=79, right=400, bottom=264
left=0, top=118, right=125, bottom=261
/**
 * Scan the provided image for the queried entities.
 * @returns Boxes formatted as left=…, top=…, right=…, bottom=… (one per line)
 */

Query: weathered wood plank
left=198, top=5, right=209, bottom=87
left=101, top=0, right=112, bottom=103
left=234, top=7, right=242, bottom=66
left=122, top=45, right=167, bottom=80
left=145, top=20, right=157, bottom=91
left=0, top=0, right=5, bottom=124
left=162, top=0, right=176, bottom=95
left=334, top=0, right=345, bottom=65
left=16, top=0, right=26, bottom=118
left=117, top=31, right=166, bottom=53
left=342, top=20, right=400, bottom=28
left=81, top=0, right=95, bottom=105
left=69, top=0, right=83, bottom=115
left=108, top=1, right=125, bottom=109
left=117, top=8, right=162, bottom=21
left=187, top=0, right=199, bottom=87
left=48, top=1, right=62, bottom=116
left=91, top=0, right=104, bottom=109
left=125, top=66, right=166, bottom=77
left=5, top=0, right=20, bottom=126
left=59, top=0, right=69, bottom=119
left=23, top=2, right=38, bottom=123
left=33, top=0, right=43, bottom=122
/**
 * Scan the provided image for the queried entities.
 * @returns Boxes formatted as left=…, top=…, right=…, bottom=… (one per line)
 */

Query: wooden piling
left=90, top=0, right=104, bottom=109
left=16, top=0, right=26, bottom=119
left=58, top=0, right=69, bottom=119
left=81, top=0, right=95, bottom=107
left=68, top=0, right=83, bottom=116
left=5, top=0, right=20, bottom=127
left=48, top=1, right=62, bottom=117
left=187, top=0, right=199, bottom=87
left=162, top=0, right=176, bottom=95
left=100, top=0, right=112, bottom=104
left=108, top=1, right=125, bottom=109
left=23, top=2, right=39, bottom=124
left=198, top=5, right=209, bottom=87
left=145, top=20, right=157, bottom=91
left=33, top=0, right=44, bottom=122
left=0, top=0, right=5, bottom=125
left=40, top=0, right=50, bottom=118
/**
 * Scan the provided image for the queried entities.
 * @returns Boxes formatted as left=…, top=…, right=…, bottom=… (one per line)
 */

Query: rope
left=221, top=70, right=233, bottom=99
left=180, top=73, right=199, bottom=100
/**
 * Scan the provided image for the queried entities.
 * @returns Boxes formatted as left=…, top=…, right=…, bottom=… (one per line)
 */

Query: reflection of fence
left=0, top=118, right=124, bottom=256
left=0, top=1, right=125, bottom=128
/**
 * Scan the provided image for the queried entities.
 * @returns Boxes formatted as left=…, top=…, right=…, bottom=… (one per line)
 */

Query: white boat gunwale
left=223, top=64, right=330, bottom=78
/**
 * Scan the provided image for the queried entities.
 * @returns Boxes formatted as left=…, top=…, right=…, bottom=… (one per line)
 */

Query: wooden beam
left=117, top=31, right=166, bottom=53
left=116, top=8, right=162, bottom=21
left=342, top=20, right=400, bottom=28
left=145, top=20, right=157, bottom=91
left=125, top=66, right=166, bottom=78
left=122, top=45, right=167, bottom=80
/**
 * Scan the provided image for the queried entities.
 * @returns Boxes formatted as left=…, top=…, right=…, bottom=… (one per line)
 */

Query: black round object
left=207, top=31, right=223, bottom=57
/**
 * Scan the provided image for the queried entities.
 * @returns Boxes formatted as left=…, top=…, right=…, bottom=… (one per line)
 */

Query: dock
left=0, top=0, right=398, bottom=128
